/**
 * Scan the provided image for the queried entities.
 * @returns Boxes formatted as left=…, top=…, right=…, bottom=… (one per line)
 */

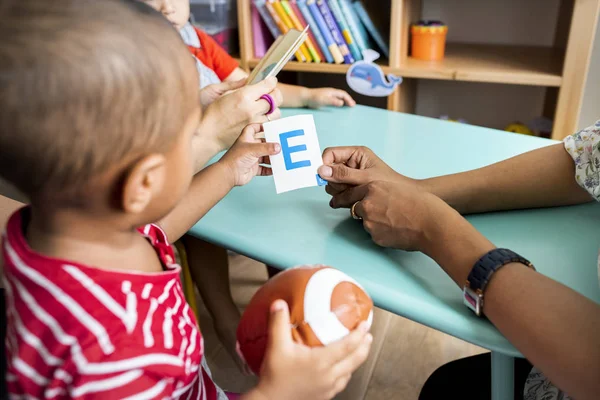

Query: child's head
left=139, top=0, right=191, bottom=31
left=0, top=0, right=200, bottom=225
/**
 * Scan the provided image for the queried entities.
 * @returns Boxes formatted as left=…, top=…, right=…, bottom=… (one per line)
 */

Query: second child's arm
left=226, top=68, right=355, bottom=109
left=158, top=124, right=280, bottom=242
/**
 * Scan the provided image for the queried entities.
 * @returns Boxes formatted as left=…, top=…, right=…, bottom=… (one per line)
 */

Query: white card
left=263, top=114, right=327, bottom=194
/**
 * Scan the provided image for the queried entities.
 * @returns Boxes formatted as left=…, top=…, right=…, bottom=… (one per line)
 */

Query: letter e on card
left=263, top=114, right=326, bottom=194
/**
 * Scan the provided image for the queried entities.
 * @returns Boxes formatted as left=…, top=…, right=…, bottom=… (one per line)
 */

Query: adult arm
left=425, top=197, right=600, bottom=400
left=421, top=143, right=593, bottom=214
left=318, top=144, right=593, bottom=215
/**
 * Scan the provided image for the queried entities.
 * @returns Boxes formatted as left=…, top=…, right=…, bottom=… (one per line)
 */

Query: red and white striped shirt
left=3, top=208, right=219, bottom=399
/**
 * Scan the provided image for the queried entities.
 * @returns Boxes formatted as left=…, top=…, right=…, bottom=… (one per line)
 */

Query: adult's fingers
left=245, top=76, right=278, bottom=99
left=221, top=78, right=246, bottom=92
left=318, top=163, right=369, bottom=186
left=321, top=146, right=360, bottom=166
left=325, top=182, right=351, bottom=197
left=317, top=321, right=370, bottom=366
left=329, top=184, right=369, bottom=209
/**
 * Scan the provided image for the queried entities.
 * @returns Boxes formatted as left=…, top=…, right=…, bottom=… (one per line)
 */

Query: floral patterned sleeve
left=563, top=120, right=600, bottom=201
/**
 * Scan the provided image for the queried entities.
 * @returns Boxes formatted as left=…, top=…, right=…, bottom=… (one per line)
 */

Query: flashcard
left=263, top=114, right=327, bottom=194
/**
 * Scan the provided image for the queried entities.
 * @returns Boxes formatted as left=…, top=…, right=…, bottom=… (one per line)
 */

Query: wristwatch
left=463, top=248, right=534, bottom=317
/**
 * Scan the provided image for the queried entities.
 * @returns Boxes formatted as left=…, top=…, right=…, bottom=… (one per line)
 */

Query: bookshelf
left=236, top=0, right=600, bottom=139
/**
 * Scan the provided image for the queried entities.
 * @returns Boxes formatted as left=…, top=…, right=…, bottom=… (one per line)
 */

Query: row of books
left=252, top=0, right=390, bottom=64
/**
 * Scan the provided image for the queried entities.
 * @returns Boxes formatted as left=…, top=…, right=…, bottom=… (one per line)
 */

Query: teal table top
left=189, top=105, right=600, bottom=357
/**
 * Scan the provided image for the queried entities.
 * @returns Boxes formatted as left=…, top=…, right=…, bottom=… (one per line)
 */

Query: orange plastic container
left=411, top=24, right=448, bottom=61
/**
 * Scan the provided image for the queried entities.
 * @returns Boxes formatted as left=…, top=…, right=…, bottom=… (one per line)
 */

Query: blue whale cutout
left=346, top=49, right=402, bottom=97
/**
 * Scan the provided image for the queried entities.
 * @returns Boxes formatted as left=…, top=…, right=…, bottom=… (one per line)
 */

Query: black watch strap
left=463, top=248, right=534, bottom=316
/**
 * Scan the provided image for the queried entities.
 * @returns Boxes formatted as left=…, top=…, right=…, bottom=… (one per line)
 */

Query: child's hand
left=219, top=123, right=281, bottom=187
left=306, top=88, right=356, bottom=109
left=254, top=300, right=372, bottom=400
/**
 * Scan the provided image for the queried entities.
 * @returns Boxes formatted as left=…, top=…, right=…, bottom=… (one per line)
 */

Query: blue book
left=353, top=0, right=389, bottom=58
left=306, top=0, right=344, bottom=63
left=316, top=0, right=354, bottom=63
left=327, top=0, right=361, bottom=61
left=297, top=0, right=334, bottom=63
left=254, top=0, right=282, bottom=40
left=338, top=0, right=369, bottom=54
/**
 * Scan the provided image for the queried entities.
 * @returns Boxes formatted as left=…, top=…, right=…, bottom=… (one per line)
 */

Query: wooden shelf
left=396, top=44, right=564, bottom=87
left=247, top=59, right=391, bottom=75
left=237, top=0, right=600, bottom=139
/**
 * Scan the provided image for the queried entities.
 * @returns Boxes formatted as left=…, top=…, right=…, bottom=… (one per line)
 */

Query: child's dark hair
left=0, top=0, right=197, bottom=204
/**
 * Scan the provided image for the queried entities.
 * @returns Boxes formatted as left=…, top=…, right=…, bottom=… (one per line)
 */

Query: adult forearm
left=158, top=162, right=233, bottom=242
left=423, top=205, right=600, bottom=400
left=420, top=144, right=592, bottom=214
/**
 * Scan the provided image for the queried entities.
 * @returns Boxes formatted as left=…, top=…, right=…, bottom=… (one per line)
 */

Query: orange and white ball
left=236, top=265, right=373, bottom=375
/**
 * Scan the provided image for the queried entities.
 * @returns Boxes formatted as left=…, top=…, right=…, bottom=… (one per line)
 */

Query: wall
left=578, top=15, right=600, bottom=130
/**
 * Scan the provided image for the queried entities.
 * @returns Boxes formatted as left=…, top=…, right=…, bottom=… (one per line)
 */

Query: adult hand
left=317, top=146, right=417, bottom=206
left=199, top=79, right=246, bottom=109
left=200, top=77, right=283, bottom=152
left=334, top=180, right=453, bottom=252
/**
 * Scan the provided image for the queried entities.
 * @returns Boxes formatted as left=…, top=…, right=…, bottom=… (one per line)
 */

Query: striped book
left=281, top=0, right=321, bottom=62
left=327, top=0, right=361, bottom=60
left=271, top=0, right=313, bottom=62
left=290, top=0, right=327, bottom=62
left=265, top=0, right=307, bottom=61
left=296, top=0, right=334, bottom=63
left=338, top=0, right=370, bottom=55
left=353, top=0, right=389, bottom=58
left=306, top=0, right=343, bottom=63
left=316, top=0, right=354, bottom=63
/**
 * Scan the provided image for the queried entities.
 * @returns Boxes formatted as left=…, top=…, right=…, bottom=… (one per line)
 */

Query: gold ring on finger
left=351, top=201, right=362, bottom=220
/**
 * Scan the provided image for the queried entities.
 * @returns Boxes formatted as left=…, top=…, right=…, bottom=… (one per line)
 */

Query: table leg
left=491, top=352, right=514, bottom=400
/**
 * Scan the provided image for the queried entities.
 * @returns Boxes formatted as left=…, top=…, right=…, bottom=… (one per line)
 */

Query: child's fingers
left=257, top=165, right=273, bottom=176
left=317, top=321, right=370, bottom=365
left=265, top=300, right=293, bottom=353
left=247, top=142, right=280, bottom=159
left=338, top=90, right=356, bottom=107
left=330, top=333, right=372, bottom=378
left=241, top=123, right=264, bottom=141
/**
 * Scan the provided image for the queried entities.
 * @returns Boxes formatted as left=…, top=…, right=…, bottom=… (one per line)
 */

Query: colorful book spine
left=338, top=0, right=369, bottom=54
left=327, top=0, right=361, bottom=61
left=296, top=0, right=333, bottom=63
left=271, top=0, right=313, bottom=62
left=297, top=1, right=334, bottom=63
left=252, top=2, right=274, bottom=58
left=289, top=0, right=326, bottom=62
left=353, top=0, right=389, bottom=58
left=254, top=0, right=281, bottom=40
left=281, top=0, right=321, bottom=63
left=306, top=0, right=343, bottom=64
left=316, top=0, right=354, bottom=64
left=265, top=0, right=307, bottom=61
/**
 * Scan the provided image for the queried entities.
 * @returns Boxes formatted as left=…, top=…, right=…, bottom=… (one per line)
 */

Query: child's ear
left=121, top=154, right=166, bottom=214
